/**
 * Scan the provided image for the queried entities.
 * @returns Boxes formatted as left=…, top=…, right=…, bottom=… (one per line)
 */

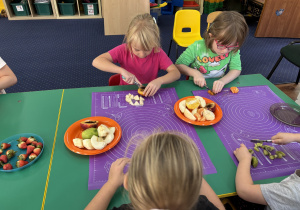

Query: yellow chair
left=167, top=9, right=202, bottom=59
left=206, top=11, right=222, bottom=30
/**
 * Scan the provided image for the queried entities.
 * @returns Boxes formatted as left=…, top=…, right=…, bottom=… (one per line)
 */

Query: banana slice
left=184, top=109, right=196, bottom=121
left=83, top=139, right=95, bottom=150
left=104, top=133, right=114, bottom=144
left=91, top=135, right=107, bottom=150
left=73, top=138, right=84, bottom=148
left=203, top=109, right=215, bottom=121
left=195, top=96, right=206, bottom=108
left=179, top=100, right=186, bottom=113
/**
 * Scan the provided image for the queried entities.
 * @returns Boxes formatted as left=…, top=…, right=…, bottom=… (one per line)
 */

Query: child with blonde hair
left=93, top=13, right=180, bottom=97
left=176, top=11, right=248, bottom=94
left=0, top=57, right=17, bottom=94
left=234, top=132, right=300, bottom=210
left=86, top=132, right=225, bottom=210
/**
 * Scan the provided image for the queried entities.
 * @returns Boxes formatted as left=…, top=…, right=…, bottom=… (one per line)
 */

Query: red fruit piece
left=80, top=120, right=99, bottom=130
left=33, top=148, right=41, bottom=156
left=26, top=145, right=35, bottom=155
left=1, top=143, right=11, bottom=150
left=0, top=155, right=8, bottom=164
left=18, top=154, right=28, bottom=161
left=36, top=142, right=43, bottom=149
left=29, top=153, right=37, bottom=161
left=26, top=136, right=36, bottom=145
left=31, top=141, right=38, bottom=147
left=16, top=160, right=28, bottom=168
left=3, top=163, right=13, bottom=170
left=17, top=137, right=28, bottom=143
left=18, top=142, right=27, bottom=149
left=6, top=150, right=16, bottom=160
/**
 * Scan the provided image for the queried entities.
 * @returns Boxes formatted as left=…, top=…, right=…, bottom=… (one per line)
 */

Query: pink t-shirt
left=108, top=44, right=173, bottom=85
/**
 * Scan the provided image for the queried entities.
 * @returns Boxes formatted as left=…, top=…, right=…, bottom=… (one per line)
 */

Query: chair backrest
left=173, top=10, right=201, bottom=40
left=109, top=74, right=121, bottom=86
left=206, top=11, right=222, bottom=31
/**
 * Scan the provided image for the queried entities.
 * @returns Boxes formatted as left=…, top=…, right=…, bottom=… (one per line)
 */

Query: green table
left=0, top=74, right=296, bottom=210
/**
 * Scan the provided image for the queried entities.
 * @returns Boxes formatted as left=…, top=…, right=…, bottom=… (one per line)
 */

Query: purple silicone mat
left=88, top=88, right=216, bottom=190
left=193, top=86, right=300, bottom=181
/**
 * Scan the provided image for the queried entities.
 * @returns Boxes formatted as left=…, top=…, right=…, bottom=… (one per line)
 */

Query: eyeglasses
left=215, top=40, right=239, bottom=51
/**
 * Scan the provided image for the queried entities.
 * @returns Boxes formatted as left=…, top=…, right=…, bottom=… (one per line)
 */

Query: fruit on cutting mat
left=80, top=120, right=99, bottom=130
left=205, top=103, right=216, bottom=112
left=83, top=139, right=95, bottom=150
left=91, top=135, right=107, bottom=150
left=184, top=109, right=196, bottom=121
left=73, top=138, right=84, bottom=148
left=251, top=156, right=258, bottom=168
left=82, top=128, right=98, bottom=139
left=208, top=90, right=215, bottom=95
left=230, top=87, right=239, bottom=93
left=138, top=86, right=146, bottom=96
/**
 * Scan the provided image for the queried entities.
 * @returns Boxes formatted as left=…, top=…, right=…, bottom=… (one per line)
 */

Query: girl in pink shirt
left=92, top=13, right=180, bottom=97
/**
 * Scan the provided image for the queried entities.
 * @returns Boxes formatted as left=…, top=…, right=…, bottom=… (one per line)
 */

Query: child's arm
left=212, top=69, right=240, bottom=94
left=0, top=64, right=17, bottom=90
left=92, top=53, right=139, bottom=85
left=234, top=144, right=267, bottom=205
left=176, top=64, right=206, bottom=87
left=85, top=158, right=130, bottom=210
left=271, top=132, right=300, bottom=145
left=144, top=64, right=180, bottom=97
left=199, top=178, right=225, bottom=210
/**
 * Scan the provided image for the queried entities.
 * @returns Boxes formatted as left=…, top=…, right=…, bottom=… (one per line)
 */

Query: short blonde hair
left=124, top=13, right=161, bottom=53
left=204, top=11, right=249, bottom=53
left=127, top=131, right=203, bottom=210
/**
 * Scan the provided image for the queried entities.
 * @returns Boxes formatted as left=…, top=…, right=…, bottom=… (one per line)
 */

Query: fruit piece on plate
left=203, top=109, right=215, bottom=121
left=6, top=149, right=16, bottom=159
left=36, top=142, right=43, bottom=149
left=185, top=98, right=200, bottom=110
left=26, top=136, right=36, bottom=145
left=80, top=120, right=99, bottom=130
left=26, top=145, right=35, bottom=155
left=91, top=135, right=107, bottom=150
left=82, top=128, right=98, bottom=139
left=195, top=96, right=206, bottom=108
left=184, top=109, right=196, bottom=121
left=16, top=160, right=28, bottom=168
left=109, top=127, right=116, bottom=134
left=33, top=148, right=42, bottom=156
left=83, top=139, right=95, bottom=150
left=104, top=133, right=114, bottom=144
left=179, top=100, right=186, bottom=113
left=18, top=141, right=27, bottom=149
left=98, top=124, right=110, bottom=137
left=1, top=143, right=11, bottom=150
left=18, top=154, right=28, bottom=161
left=29, top=153, right=37, bottom=161
left=17, top=137, right=28, bottom=143
left=0, top=154, right=8, bottom=164
left=73, top=138, right=84, bottom=148
left=3, top=163, right=13, bottom=170
left=206, top=103, right=216, bottom=112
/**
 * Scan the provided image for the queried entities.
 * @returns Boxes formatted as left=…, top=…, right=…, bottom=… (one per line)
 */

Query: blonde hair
left=124, top=13, right=161, bottom=53
left=127, top=131, right=203, bottom=210
left=204, top=11, right=249, bottom=53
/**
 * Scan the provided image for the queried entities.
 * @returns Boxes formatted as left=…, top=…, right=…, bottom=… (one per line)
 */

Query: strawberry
left=26, top=136, right=36, bottom=145
left=31, top=141, right=38, bottom=147
left=0, top=149, right=3, bottom=154
left=36, top=142, right=43, bottom=149
left=3, top=163, right=13, bottom=170
left=18, top=153, right=28, bottom=161
left=18, top=142, right=27, bottom=149
left=1, top=143, right=11, bottom=149
left=6, top=150, right=16, bottom=159
left=16, top=160, right=28, bottom=168
left=26, top=145, right=35, bottom=155
left=33, top=148, right=41, bottom=156
left=17, top=136, right=28, bottom=143
left=0, top=155, right=8, bottom=164
left=29, top=153, right=37, bottom=161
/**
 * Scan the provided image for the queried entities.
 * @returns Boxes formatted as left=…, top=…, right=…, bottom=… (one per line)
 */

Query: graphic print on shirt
left=194, top=52, right=229, bottom=78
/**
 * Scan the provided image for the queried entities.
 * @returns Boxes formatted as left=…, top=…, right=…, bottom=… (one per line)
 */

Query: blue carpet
left=0, top=15, right=298, bottom=93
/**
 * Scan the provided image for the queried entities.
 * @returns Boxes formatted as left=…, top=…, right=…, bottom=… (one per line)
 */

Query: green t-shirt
left=175, top=39, right=241, bottom=78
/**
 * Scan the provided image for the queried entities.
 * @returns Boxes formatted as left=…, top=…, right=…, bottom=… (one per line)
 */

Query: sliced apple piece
left=104, top=133, right=114, bottom=144
left=83, top=139, right=94, bottom=150
left=184, top=109, right=196, bottom=121
left=73, top=138, right=84, bottom=148
left=98, top=124, right=110, bottom=137
left=91, top=135, right=107, bottom=150
left=179, top=100, right=186, bottom=113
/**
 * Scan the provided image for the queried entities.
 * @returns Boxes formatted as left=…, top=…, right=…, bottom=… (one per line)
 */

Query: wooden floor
left=276, top=83, right=300, bottom=101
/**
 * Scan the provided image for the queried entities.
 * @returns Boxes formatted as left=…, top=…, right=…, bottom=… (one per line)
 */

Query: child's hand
left=193, top=71, right=206, bottom=87
left=107, top=158, right=130, bottom=188
left=144, top=79, right=162, bottom=97
left=271, top=132, right=299, bottom=145
left=121, top=70, right=141, bottom=86
left=234, top=144, right=252, bottom=163
left=212, top=80, right=225, bottom=94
